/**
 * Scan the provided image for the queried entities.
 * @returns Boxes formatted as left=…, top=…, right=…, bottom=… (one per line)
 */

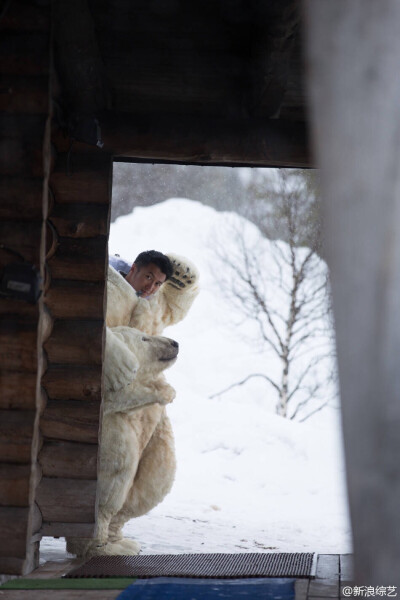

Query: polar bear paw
left=166, top=253, right=198, bottom=290
left=104, top=328, right=139, bottom=391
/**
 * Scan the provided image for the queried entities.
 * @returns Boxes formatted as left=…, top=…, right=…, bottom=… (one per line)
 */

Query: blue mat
left=116, top=577, right=295, bottom=599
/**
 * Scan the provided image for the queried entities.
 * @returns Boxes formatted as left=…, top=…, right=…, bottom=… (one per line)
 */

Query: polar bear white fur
left=66, top=327, right=179, bottom=559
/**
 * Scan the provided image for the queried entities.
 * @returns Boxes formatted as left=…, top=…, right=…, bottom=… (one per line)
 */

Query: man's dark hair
left=133, top=250, right=173, bottom=279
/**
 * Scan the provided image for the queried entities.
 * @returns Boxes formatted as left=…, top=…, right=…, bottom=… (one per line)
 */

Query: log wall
left=36, top=136, right=112, bottom=540
left=0, top=0, right=51, bottom=575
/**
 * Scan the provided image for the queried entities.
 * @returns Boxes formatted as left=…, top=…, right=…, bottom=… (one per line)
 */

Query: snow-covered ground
left=40, top=198, right=352, bottom=562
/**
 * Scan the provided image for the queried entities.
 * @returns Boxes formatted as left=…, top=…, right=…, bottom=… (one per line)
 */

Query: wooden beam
left=53, top=0, right=106, bottom=114
left=101, top=113, right=311, bottom=168
left=304, top=0, right=400, bottom=588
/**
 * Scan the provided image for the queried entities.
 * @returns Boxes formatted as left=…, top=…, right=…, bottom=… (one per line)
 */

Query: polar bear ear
left=103, top=328, right=140, bottom=392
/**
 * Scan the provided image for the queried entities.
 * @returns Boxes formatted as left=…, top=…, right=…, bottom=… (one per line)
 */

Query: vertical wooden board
left=304, top=0, right=400, bottom=588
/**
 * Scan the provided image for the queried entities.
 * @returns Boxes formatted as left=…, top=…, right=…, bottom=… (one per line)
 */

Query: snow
left=40, top=198, right=352, bottom=563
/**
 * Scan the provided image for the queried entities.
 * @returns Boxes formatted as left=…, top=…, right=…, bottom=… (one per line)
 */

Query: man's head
left=125, top=250, right=173, bottom=298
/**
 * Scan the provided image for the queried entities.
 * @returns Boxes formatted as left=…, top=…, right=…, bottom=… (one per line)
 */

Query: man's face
left=125, top=262, right=167, bottom=298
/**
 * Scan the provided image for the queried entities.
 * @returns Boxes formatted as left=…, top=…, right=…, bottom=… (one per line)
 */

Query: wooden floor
left=0, top=554, right=353, bottom=599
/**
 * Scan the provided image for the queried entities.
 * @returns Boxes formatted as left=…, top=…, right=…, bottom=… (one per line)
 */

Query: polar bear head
left=111, top=326, right=179, bottom=380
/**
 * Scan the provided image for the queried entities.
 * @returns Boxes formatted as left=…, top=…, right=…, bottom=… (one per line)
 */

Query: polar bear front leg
left=113, top=414, right=176, bottom=523
left=104, top=376, right=176, bottom=415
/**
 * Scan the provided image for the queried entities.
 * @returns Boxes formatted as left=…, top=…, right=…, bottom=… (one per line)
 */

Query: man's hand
left=166, top=253, right=198, bottom=291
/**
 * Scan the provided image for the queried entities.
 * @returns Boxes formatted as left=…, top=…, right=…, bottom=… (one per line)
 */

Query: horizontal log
left=0, top=219, right=43, bottom=266
left=0, top=32, right=49, bottom=76
left=47, top=236, right=107, bottom=281
left=0, top=410, right=38, bottom=463
left=44, top=319, right=104, bottom=366
left=0, top=317, right=38, bottom=372
left=0, top=507, right=31, bottom=558
left=42, top=365, right=102, bottom=401
left=50, top=152, right=112, bottom=205
left=102, top=112, right=312, bottom=168
left=0, top=371, right=37, bottom=410
left=36, top=477, right=97, bottom=523
left=0, top=75, right=49, bottom=114
left=0, top=137, right=45, bottom=178
left=0, top=2, right=50, bottom=32
left=40, top=521, right=95, bottom=538
left=0, top=177, right=44, bottom=220
left=0, top=296, right=39, bottom=318
left=39, top=441, right=98, bottom=479
left=40, top=400, right=100, bottom=443
left=45, top=280, right=105, bottom=320
left=0, top=463, right=41, bottom=507
left=49, top=202, right=110, bottom=238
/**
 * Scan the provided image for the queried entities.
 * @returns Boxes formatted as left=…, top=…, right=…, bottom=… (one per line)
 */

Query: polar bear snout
left=158, top=337, right=179, bottom=362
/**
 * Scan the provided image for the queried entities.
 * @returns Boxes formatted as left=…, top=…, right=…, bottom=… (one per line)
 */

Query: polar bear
left=66, top=327, right=179, bottom=559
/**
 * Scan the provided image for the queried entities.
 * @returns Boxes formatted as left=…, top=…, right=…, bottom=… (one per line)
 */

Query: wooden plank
left=294, top=579, right=309, bottom=600
left=49, top=203, right=110, bottom=238
left=39, top=441, right=97, bottom=479
left=0, top=590, right=120, bottom=599
left=0, top=177, right=44, bottom=220
left=340, top=554, right=353, bottom=583
left=42, top=365, right=102, bottom=401
left=0, top=410, right=37, bottom=463
left=40, top=400, right=100, bottom=443
left=0, top=2, right=50, bottom=32
left=49, top=153, right=112, bottom=205
left=40, top=522, right=95, bottom=538
left=307, top=581, right=339, bottom=598
left=47, top=237, right=107, bottom=281
left=0, top=219, right=43, bottom=265
left=0, top=464, right=41, bottom=507
left=0, top=371, right=37, bottom=410
left=36, top=477, right=97, bottom=523
left=102, top=112, right=311, bottom=167
left=0, top=75, right=49, bottom=114
left=0, top=32, right=49, bottom=76
left=0, top=297, right=39, bottom=318
left=44, top=320, right=104, bottom=366
left=0, top=317, right=38, bottom=372
left=0, top=507, right=31, bottom=557
left=44, top=280, right=105, bottom=320
left=315, top=554, right=340, bottom=579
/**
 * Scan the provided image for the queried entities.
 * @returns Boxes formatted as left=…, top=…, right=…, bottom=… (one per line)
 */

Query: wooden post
left=304, top=0, right=400, bottom=586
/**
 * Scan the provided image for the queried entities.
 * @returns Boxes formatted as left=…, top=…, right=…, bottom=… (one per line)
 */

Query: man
left=109, top=250, right=173, bottom=299
left=105, top=249, right=199, bottom=391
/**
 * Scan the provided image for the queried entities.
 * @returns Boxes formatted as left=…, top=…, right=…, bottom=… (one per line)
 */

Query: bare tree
left=211, top=169, right=337, bottom=422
